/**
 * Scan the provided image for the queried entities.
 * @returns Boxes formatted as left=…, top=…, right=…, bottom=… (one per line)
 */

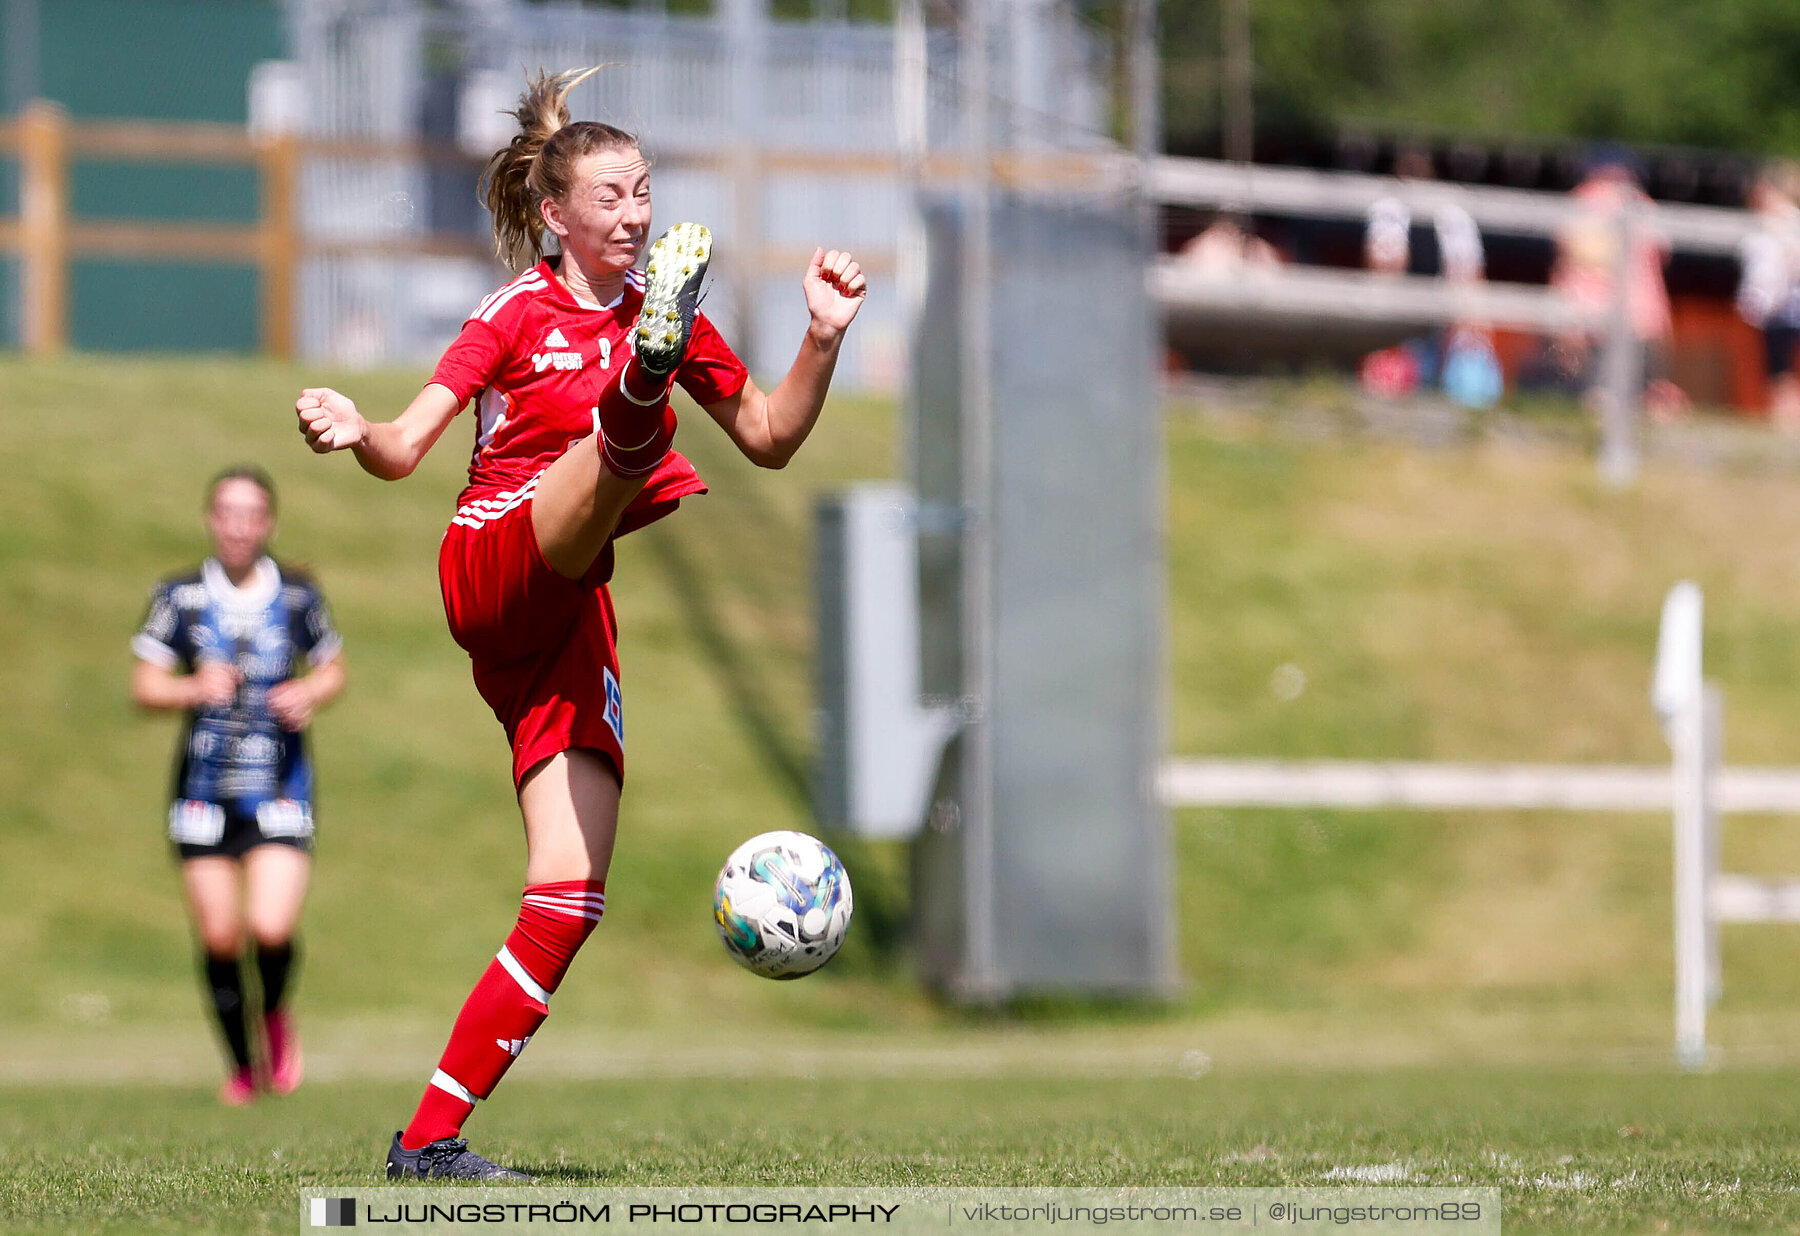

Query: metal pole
left=895, top=0, right=929, bottom=473
left=1128, top=0, right=1177, bottom=993
left=1598, top=201, right=1641, bottom=487
left=1221, top=0, right=1252, bottom=163
left=725, top=0, right=767, bottom=374
left=5, top=0, right=40, bottom=114
left=1127, top=0, right=1159, bottom=163
left=957, top=0, right=1001, bottom=1001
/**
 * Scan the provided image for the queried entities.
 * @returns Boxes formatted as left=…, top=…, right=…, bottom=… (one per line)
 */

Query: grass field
left=7, top=1072, right=1800, bottom=1233
left=10, top=358, right=1800, bottom=1232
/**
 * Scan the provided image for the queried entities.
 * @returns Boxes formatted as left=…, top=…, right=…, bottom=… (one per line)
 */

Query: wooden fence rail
left=0, top=101, right=504, bottom=357
left=0, top=101, right=1114, bottom=359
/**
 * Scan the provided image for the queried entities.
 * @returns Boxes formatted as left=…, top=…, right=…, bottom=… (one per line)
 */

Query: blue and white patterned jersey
left=132, top=557, right=341, bottom=810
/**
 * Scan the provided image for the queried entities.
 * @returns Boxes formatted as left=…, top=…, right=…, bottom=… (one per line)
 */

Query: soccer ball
left=713, top=830, right=853, bottom=979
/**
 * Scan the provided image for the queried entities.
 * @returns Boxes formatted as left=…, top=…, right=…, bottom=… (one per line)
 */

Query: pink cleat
left=219, top=1066, right=257, bottom=1107
left=264, top=1008, right=304, bottom=1096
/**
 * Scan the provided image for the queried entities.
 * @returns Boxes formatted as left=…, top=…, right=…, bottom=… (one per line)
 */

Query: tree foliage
left=1162, top=0, right=1800, bottom=157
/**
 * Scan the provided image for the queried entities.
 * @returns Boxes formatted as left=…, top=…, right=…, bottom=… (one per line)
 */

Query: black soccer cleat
left=634, top=222, right=712, bottom=377
left=386, top=1131, right=533, bottom=1181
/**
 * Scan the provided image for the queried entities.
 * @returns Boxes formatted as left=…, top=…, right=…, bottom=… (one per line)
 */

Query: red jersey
left=430, top=259, right=749, bottom=507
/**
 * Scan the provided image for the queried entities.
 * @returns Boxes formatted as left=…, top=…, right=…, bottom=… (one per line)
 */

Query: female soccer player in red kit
left=294, top=67, right=865, bottom=1179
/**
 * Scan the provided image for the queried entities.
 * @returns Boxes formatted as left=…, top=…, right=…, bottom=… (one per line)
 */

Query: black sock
left=256, top=940, right=298, bottom=1015
left=203, top=954, right=252, bottom=1071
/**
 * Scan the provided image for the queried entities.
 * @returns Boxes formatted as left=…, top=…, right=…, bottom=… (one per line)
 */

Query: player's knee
left=248, top=921, right=294, bottom=952
left=199, top=926, right=245, bottom=958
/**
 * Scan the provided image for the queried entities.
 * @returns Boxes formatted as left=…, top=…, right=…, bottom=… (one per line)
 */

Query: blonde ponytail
left=480, top=66, right=640, bottom=272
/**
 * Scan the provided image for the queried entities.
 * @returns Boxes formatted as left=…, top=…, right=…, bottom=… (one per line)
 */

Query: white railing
left=1152, top=156, right=1758, bottom=255
left=1160, top=759, right=1800, bottom=815
left=1153, top=256, right=1601, bottom=334
left=1149, top=157, right=1770, bottom=486
left=1161, top=582, right=1800, bottom=1071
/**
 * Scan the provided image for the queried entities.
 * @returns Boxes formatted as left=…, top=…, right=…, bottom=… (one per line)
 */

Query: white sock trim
left=618, top=369, right=668, bottom=407
left=496, top=945, right=552, bottom=1005
left=601, top=443, right=664, bottom=478
left=430, top=1068, right=478, bottom=1105
left=602, top=423, right=665, bottom=452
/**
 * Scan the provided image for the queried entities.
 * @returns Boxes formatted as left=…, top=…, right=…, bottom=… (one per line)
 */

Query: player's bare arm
left=704, top=247, right=866, bottom=469
left=267, top=652, right=348, bottom=732
left=295, top=383, right=462, bottom=480
left=131, top=658, right=239, bottom=712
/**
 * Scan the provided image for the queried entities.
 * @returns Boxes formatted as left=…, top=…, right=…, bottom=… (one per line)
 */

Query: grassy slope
left=1169, top=408, right=1800, bottom=1053
left=6, top=358, right=1800, bottom=1071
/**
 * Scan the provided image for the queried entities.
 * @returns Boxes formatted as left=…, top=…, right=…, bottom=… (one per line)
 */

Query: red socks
left=400, top=880, right=606, bottom=1149
left=598, top=361, right=676, bottom=479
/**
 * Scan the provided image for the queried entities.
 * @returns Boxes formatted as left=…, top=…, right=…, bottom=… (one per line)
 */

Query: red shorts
left=438, top=454, right=705, bottom=787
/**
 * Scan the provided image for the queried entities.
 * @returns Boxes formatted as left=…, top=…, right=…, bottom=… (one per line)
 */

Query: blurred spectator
left=1548, top=146, right=1686, bottom=416
left=1440, top=326, right=1504, bottom=408
left=1364, top=147, right=1484, bottom=283
left=1736, top=160, right=1800, bottom=430
left=1360, top=326, right=1503, bottom=410
left=1360, top=147, right=1499, bottom=409
left=1180, top=209, right=1282, bottom=275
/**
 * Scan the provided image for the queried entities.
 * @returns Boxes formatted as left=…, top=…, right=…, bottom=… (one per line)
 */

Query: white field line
left=0, top=1033, right=1210, bottom=1087
left=1160, top=758, right=1800, bottom=814
left=17, top=1019, right=1800, bottom=1086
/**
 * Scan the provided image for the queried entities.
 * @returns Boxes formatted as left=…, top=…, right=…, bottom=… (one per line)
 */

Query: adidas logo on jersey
left=533, top=327, right=582, bottom=371
left=496, top=1035, right=533, bottom=1058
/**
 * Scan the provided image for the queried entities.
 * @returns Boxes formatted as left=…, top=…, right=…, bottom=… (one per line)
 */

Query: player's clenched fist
left=296, top=387, right=369, bottom=453
left=191, top=660, right=241, bottom=709
left=267, top=678, right=320, bottom=732
left=803, top=247, right=867, bottom=338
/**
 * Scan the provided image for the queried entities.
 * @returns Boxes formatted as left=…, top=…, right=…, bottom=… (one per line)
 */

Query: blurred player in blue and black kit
left=130, top=466, right=347, bottom=1106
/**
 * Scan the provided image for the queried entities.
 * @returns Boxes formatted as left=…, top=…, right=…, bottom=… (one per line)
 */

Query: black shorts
left=168, top=798, right=315, bottom=862
left=1766, top=322, right=1800, bottom=378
